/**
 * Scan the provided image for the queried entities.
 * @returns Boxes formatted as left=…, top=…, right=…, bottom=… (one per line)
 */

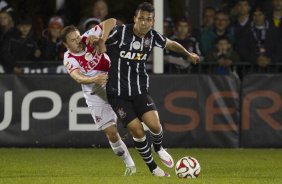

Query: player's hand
left=34, top=49, right=41, bottom=58
left=96, top=38, right=107, bottom=55
left=92, top=73, right=108, bottom=85
left=257, top=55, right=271, bottom=67
left=86, top=35, right=99, bottom=46
left=187, top=53, right=200, bottom=64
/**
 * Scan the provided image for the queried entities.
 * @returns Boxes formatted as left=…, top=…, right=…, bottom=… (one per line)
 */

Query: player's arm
left=99, top=18, right=117, bottom=42
left=83, top=18, right=116, bottom=46
left=69, top=69, right=108, bottom=85
left=165, top=38, right=200, bottom=64
left=95, top=18, right=117, bottom=54
left=84, top=18, right=117, bottom=54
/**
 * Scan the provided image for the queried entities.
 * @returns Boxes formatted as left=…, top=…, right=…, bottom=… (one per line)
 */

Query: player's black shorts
left=107, top=93, right=157, bottom=127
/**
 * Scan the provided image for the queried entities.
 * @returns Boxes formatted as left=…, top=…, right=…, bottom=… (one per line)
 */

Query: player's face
left=215, top=13, right=229, bottom=31
left=49, top=27, right=61, bottom=39
left=176, top=22, right=189, bottom=37
left=133, top=10, right=154, bottom=37
left=0, top=12, right=11, bottom=27
left=203, top=9, right=215, bottom=27
left=252, top=11, right=265, bottom=26
left=64, top=31, right=83, bottom=53
left=216, top=40, right=230, bottom=51
left=17, top=24, right=32, bottom=38
left=273, top=0, right=282, bottom=11
left=237, top=1, right=250, bottom=15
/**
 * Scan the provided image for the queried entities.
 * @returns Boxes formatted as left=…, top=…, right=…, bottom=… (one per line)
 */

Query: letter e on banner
left=69, top=92, right=97, bottom=131
left=206, top=91, right=239, bottom=131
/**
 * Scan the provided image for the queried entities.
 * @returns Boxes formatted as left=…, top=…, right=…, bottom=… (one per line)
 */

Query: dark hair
left=60, top=25, right=79, bottom=43
left=215, top=10, right=230, bottom=21
left=215, top=36, right=231, bottom=44
left=17, top=16, right=32, bottom=25
left=135, top=2, right=154, bottom=16
left=203, top=6, right=216, bottom=14
left=251, top=5, right=266, bottom=16
left=164, top=17, right=174, bottom=27
left=237, top=0, right=251, bottom=5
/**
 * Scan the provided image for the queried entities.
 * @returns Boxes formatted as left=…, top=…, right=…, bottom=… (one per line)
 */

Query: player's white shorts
left=84, top=91, right=117, bottom=131
left=88, top=103, right=117, bottom=131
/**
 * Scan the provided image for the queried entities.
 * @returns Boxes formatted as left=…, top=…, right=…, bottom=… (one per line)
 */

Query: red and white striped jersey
left=63, top=25, right=110, bottom=93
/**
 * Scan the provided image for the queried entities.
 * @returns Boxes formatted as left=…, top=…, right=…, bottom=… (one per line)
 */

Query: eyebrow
left=69, top=35, right=80, bottom=40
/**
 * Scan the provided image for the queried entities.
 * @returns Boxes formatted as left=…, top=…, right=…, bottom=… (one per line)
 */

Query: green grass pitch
left=0, top=148, right=281, bottom=184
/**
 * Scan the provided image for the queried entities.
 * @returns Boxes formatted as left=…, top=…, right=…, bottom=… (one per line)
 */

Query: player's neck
left=133, top=26, right=145, bottom=38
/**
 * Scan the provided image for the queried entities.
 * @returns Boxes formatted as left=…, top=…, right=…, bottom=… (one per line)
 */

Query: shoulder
left=149, top=29, right=166, bottom=43
left=83, top=24, right=103, bottom=37
left=63, top=51, right=80, bottom=73
left=63, top=51, right=77, bottom=64
left=112, top=24, right=125, bottom=32
left=108, top=24, right=132, bottom=41
left=147, top=29, right=159, bottom=37
left=63, top=51, right=71, bottom=61
left=113, top=24, right=133, bottom=33
left=149, top=29, right=165, bottom=38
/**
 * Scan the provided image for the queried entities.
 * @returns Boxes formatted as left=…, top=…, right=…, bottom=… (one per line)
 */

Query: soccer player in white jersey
left=60, top=18, right=136, bottom=176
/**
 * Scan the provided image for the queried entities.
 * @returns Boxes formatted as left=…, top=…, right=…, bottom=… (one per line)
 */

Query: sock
left=133, top=136, right=157, bottom=172
left=109, top=139, right=135, bottom=167
left=150, top=126, right=163, bottom=152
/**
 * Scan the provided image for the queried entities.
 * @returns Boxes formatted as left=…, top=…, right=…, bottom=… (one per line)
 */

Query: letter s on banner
left=21, top=90, right=62, bottom=131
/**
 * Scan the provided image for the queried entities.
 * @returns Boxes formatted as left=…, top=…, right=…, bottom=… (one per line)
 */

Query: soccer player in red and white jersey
left=61, top=18, right=136, bottom=176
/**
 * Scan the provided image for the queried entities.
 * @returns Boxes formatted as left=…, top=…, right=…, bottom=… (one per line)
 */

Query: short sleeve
left=82, top=25, right=103, bottom=38
left=63, top=54, right=80, bottom=73
left=153, top=30, right=167, bottom=48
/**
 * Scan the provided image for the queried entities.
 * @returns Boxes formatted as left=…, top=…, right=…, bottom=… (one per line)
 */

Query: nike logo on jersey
left=147, top=103, right=154, bottom=106
left=120, top=51, right=147, bottom=61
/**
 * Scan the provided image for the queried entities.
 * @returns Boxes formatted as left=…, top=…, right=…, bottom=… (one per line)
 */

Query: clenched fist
left=187, top=53, right=200, bottom=64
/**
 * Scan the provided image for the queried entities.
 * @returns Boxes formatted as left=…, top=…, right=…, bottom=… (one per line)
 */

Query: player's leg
left=89, top=104, right=135, bottom=176
left=142, top=111, right=174, bottom=168
left=107, top=95, right=169, bottom=177
left=127, top=118, right=170, bottom=177
left=102, top=124, right=136, bottom=176
left=134, top=94, right=174, bottom=168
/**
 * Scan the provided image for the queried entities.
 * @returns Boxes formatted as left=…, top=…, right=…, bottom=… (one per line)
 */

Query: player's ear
left=133, top=16, right=137, bottom=24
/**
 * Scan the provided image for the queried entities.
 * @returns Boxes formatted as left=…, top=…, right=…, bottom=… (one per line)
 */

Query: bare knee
left=127, top=120, right=145, bottom=139
left=104, top=125, right=120, bottom=143
left=147, top=123, right=161, bottom=133
left=141, top=110, right=162, bottom=133
left=128, top=127, right=145, bottom=138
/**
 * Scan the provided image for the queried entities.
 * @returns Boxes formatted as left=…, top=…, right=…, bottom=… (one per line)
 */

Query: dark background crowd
left=0, top=0, right=282, bottom=77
